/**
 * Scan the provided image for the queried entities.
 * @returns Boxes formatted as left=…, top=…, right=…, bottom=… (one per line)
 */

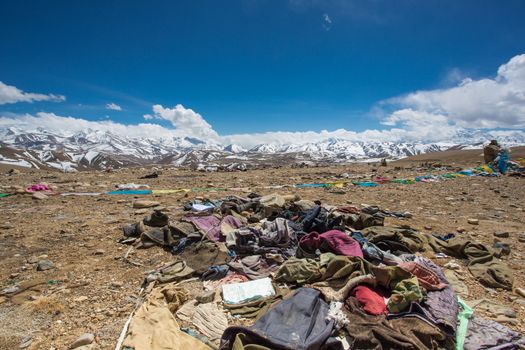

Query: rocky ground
left=0, top=158, right=524, bottom=349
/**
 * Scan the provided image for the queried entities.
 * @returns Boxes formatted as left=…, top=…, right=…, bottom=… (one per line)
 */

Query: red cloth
left=399, top=262, right=447, bottom=291
left=299, top=230, right=363, bottom=258
left=352, top=285, right=387, bottom=315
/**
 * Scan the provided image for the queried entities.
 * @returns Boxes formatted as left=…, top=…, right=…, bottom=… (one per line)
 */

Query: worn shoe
left=143, top=210, right=169, bottom=227
left=122, top=220, right=145, bottom=237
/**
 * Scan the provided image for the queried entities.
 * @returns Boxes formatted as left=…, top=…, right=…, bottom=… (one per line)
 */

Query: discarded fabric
left=222, top=277, right=275, bottom=304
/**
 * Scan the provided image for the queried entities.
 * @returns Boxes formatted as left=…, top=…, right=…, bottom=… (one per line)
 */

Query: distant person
left=483, top=140, right=501, bottom=163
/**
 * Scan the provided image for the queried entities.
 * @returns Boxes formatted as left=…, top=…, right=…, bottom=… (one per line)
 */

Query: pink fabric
left=26, top=183, right=51, bottom=192
left=300, top=230, right=363, bottom=258
left=373, top=176, right=391, bottom=184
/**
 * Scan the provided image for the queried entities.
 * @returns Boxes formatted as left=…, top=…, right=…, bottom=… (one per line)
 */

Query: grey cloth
left=226, top=218, right=299, bottom=259
left=259, top=218, right=299, bottom=258
left=415, top=256, right=459, bottom=335
left=464, top=315, right=525, bottom=350
left=227, top=255, right=277, bottom=280
left=220, top=288, right=335, bottom=350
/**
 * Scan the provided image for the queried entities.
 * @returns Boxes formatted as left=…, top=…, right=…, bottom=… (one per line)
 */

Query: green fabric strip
left=456, top=297, right=473, bottom=350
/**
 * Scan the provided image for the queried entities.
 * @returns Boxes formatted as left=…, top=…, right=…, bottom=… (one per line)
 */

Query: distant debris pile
left=483, top=140, right=502, bottom=164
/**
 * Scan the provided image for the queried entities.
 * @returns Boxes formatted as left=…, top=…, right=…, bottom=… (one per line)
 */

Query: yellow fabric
left=479, top=165, right=494, bottom=173
left=152, top=189, right=191, bottom=194
left=123, top=285, right=211, bottom=350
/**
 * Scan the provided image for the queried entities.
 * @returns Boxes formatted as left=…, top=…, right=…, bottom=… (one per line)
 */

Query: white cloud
left=221, top=110, right=460, bottom=148
left=0, top=81, right=65, bottom=105
left=0, top=109, right=523, bottom=149
left=0, top=112, right=177, bottom=139
left=105, top=102, right=122, bottom=111
left=1, top=54, right=525, bottom=149
left=383, top=54, right=525, bottom=129
left=143, top=104, right=220, bottom=140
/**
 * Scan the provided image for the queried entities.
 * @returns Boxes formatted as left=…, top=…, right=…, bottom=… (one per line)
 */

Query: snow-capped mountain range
left=0, top=126, right=524, bottom=171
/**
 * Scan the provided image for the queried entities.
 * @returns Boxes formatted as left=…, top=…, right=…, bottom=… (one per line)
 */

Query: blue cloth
left=202, top=264, right=230, bottom=280
left=171, top=237, right=188, bottom=254
left=295, top=183, right=330, bottom=188
left=497, top=150, right=510, bottom=174
left=106, top=189, right=152, bottom=195
left=458, top=170, right=475, bottom=176
left=432, top=232, right=456, bottom=241
left=352, top=181, right=379, bottom=187
left=351, top=231, right=384, bottom=262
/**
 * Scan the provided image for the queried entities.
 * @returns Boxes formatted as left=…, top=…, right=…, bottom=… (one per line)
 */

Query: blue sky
left=1, top=0, right=525, bottom=146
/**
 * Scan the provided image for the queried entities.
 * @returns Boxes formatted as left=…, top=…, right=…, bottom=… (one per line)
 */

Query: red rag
left=352, top=285, right=387, bottom=315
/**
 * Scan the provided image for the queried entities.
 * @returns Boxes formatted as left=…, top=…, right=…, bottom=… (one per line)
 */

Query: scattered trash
left=116, top=183, right=150, bottom=190
left=221, top=277, right=275, bottom=304
left=26, top=183, right=51, bottom=193
left=139, top=172, right=159, bottom=179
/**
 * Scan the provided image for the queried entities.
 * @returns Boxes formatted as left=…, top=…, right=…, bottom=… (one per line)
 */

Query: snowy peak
left=1, top=125, right=524, bottom=171
left=223, top=144, right=246, bottom=153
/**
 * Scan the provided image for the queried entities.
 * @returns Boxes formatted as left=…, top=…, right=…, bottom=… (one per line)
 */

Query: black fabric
left=220, top=288, right=334, bottom=350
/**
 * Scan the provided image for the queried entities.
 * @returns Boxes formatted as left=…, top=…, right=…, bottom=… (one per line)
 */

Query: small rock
left=36, top=259, right=54, bottom=271
left=456, top=227, right=466, bottom=233
left=0, top=224, right=14, bottom=229
left=518, top=234, right=525, bottom=243
left=2, top=286, right=19, bottom=294
left=71, top=345, right=95, bottom=350
left=493, top=242, right=511, bottom=256
left=94, top=249, right=105, bottom=255
left=74, top=296, right=89, bottom=302
left=18, top=335, right=32, bottom=349
left=423, top=225, right=432, bottom=231
left=134, top=209, right=148, bottom=214
left=69, top=333, right=94, bottom=349
left=495, top=316, right=517, bottom=324
left=514, top=288, right=525, bottom=298
left=403, top=212, right=413, bottom=218
left=133, top=200, right=160, bottom=209
left=27, top=256, right=38, bottom=264
left=9, top=273, right=20, bottom=279
left=467, top=218, right=479, bottom=225
left=32, top=192, right=48, bottom=200
left=494, top=231, right=509, bottom=238
left=514, top=298, right=525, bottom=306
left=196, top=290, right=215, bottom=304
left=444, top=262, right=461, bottom=270
left=8, top=168, right=20, bottom=175
left=110, top=281, right=124, bottom=288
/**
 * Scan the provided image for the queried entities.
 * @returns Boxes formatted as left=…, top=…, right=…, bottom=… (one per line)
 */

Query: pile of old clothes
left=120, top=194, right=523, bottom=350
